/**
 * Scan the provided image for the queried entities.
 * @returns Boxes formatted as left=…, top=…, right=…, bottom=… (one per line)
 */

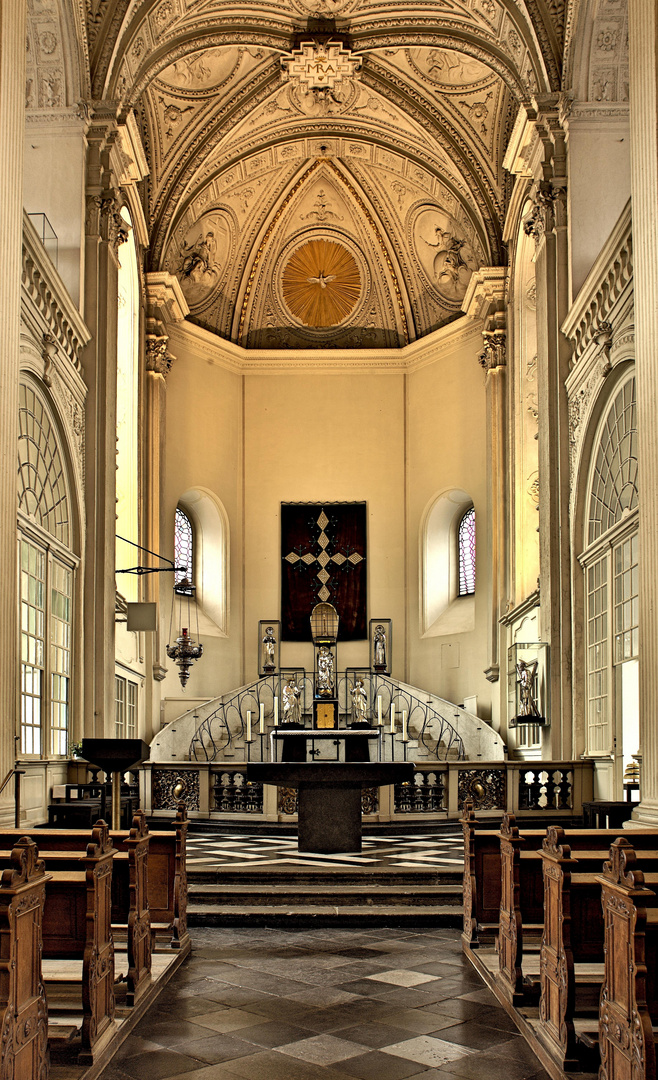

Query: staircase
left=187, top=863, right=463, bottom=928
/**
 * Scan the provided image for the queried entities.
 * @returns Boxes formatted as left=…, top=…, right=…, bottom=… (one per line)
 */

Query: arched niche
left=420, top=488, right=475, bottom=637
left=177, top=486, right=230, bottom=636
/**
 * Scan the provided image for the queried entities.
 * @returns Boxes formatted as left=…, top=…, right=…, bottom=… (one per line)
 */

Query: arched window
left=18, top=380, right=76, bottom=757
left=174, top=506, right=194, bottom=588
left=458, top=507, right=476, bottom=596
left=420, top=489, right=475, bottom=636
left=582, top=374, right=638, bottom=775
left=116, top=205, right=139, bottom=603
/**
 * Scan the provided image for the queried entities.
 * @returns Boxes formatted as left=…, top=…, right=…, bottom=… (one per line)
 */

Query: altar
left=247, top=761, right=414, bottom=853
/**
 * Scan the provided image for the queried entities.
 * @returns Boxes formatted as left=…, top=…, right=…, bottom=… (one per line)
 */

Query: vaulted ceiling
left=39, top=1, right=577, bottom=347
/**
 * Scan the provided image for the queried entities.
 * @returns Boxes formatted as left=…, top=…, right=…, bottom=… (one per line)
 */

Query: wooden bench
left=146, top=804, right=189, bottom=951
left=598, top=838, right=658, bottom=1080
left=0, top=837, right=50, bottom=1080
left=0, top=813, right=152, bottom=1006
left=496, top=815, right=658, bottom=1008
left=40, top=820, right=116, bottom=1064
left=537, top=826, right=658, bottom=1072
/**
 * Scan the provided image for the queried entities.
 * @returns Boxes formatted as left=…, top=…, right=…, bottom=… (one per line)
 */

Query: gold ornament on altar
left=282, top=240, right=360, bottom=327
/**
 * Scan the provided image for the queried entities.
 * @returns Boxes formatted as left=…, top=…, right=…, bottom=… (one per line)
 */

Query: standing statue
left=373, top=624, right=387, bottom=670
left=516, top=658, right=541, bottom=718
left=282, top=678, right=302, bottom=724
left=350, top=679, right=369, bottom=724
left=262, top=626, right=276, bottom=672
left=316, top=645, right=334, bottom=696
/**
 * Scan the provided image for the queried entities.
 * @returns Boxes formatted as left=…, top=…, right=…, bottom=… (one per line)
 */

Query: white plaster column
left=143, top=273, right=188, bottom=742
left=628, top=0, right=658, bottom=825
left=463, top=269, right=508, bottom=716
left=0, top=1, right=26, bottom=823
left=81, top=112, right=128, bottom=738
left=528, top=103, right=573, bottom=758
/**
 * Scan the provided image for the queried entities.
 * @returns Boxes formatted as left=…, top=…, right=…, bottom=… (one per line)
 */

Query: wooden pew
left=0, top=837, right=50, bottom=1080
left=147, top=804, right=189, bottom=951
left=537, top=826, right=658, bottom=1072
left=40, top=820, right=116, bottom=1064
left=598, top=838, right=658, bottom=1080
left=0, top=814, right=151, bottom=1006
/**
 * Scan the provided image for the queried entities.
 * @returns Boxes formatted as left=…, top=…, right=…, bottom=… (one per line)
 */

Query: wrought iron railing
left=188, top=672, right=465, bottom=762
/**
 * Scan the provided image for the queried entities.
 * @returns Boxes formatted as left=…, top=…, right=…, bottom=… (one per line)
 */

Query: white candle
left=390, top=703, right=395, bottom=734
left=246, top=711, right=252, bottom=742
left=377, top=696, right=383, bottom=726
left=274, top=696, right=278, bottom=726
left=402, top=710, right=408, bottom=742
left=259, top=703, right=265, bottom=734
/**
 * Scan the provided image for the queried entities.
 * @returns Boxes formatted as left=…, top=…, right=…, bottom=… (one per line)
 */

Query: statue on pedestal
left=350, top=679, right=368, bottom=724
left=516, top=658, right=541, bottom=718
left=282, top=678, right=302, bottom=724
left=262, top=626, right=276, bottom=673
left=373, top=624, right=387, bottom=670
left=316, top=646, right=334, bottom=697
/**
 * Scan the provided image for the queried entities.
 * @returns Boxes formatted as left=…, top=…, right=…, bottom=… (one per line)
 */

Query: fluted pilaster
left=628, top=0, right=658, bottom=824
left=0, top=1, right=26, bottom=822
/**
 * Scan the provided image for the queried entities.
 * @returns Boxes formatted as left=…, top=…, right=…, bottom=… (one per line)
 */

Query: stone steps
left=187, top=862, right=464, bottom=927
left=187, top=903, right=463, bottom=928
left=189, top=882, right=462, bottom=906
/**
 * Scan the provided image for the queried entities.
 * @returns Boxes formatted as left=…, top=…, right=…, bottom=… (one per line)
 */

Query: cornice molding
left=166, top=308, right=484, bottom=376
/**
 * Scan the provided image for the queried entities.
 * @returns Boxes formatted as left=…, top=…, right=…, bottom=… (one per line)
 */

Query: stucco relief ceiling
left=76, top=0, right=569, bottom=348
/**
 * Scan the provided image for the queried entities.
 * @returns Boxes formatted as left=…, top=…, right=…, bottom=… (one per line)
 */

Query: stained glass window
left=458, top=507, right=476, bottom=596
left=174, top=507, right=194, bottom=587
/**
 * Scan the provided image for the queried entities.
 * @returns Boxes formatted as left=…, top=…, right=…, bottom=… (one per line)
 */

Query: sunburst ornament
left=282, top=240, right=361, bottom=327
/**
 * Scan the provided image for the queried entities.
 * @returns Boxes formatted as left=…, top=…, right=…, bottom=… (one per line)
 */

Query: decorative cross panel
left=285, top=509, right=363, bottom=602
left=281, top=502, right=367, bottom=640
left=281, top=41, right=362, bottom=93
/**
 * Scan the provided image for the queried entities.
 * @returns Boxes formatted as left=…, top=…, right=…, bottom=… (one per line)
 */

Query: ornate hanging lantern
left=166, top=577, right=203, bottom=689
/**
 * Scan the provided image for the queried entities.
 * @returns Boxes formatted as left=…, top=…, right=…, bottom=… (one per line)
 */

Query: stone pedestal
left=248, top=762, right=413, bottom=853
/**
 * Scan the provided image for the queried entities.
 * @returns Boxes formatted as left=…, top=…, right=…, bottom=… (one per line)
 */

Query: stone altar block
left=247, top=762, right=413, bottom=853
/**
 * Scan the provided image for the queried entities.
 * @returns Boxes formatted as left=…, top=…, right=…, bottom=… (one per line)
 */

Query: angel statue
left=282, top=678, right=302, bottom=724
left=516, top=658, right=541, bottom=718
left=316, top=645, right=335, bottom=696
left=350, top=679, right=369, bottom=724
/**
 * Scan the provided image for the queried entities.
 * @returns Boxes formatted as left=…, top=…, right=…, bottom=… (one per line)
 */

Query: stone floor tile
left=367, top=969, right=440, bottom=987
left=426, top=1021, right=520, bottom=1052
left=186, top=1008, right=266, bottom=1034
left=287, top=985, right=361, bottom=1006
left=229, top=1019, right=318, bottom=1048
left=337, top=1048, right=431, bottom=1080
left=116, top=1049, right=209, bottom=1080
left=220, top=1049, right=354, bottom=1080
left=276, top=1033, right=369, bottom=1065
left=336, top=1022, right=438, bottom=1050
left=382, top=1035, right=477, bottom=1069
left=377, top=1008, right=462, bottom=1035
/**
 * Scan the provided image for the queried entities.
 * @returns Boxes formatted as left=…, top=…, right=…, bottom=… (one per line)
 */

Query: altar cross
left=284, top=508, right=364, bottom=602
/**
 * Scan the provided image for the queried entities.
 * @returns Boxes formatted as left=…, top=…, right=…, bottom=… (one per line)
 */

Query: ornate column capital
left=479, top=330, right=507, bottom=371
left=145, top=335, right=175, bottom=377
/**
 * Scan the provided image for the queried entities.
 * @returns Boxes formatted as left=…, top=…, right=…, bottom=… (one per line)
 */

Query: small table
left=248, top=761, right=413, bottom=853
left=582, top=799, right=635, bottom=829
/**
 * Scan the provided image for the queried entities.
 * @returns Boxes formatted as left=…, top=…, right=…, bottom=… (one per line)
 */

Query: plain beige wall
left=161, top=322, right=492, bottom=719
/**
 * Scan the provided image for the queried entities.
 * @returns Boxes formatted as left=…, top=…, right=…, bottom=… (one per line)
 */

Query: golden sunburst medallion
left=282, top=240, right=361, bottom=327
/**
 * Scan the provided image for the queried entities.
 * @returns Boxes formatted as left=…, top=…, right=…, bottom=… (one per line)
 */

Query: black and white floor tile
left=186, top=832, right=464, bottom=871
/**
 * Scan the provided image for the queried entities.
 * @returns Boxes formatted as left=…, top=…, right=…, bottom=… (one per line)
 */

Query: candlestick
left=274, top=696, right=278, bottom=726
left=246, top=710, right=252, bottom=742
left=259, top=702, right=265, bottom=734
left=377, top=696, right=383, bottom=726
left=402, top=710, right=408, bottom=742
left=390, top=703, right=395, bottom=734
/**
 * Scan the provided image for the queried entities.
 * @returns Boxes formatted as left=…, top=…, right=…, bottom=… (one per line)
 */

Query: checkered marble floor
left=96, top=925, right=553, bottom=1080
left=186, top=831, right=464, bottom=870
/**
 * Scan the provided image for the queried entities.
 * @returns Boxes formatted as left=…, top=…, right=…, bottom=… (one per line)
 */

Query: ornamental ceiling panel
left=90, top=0, right=568, bottom=349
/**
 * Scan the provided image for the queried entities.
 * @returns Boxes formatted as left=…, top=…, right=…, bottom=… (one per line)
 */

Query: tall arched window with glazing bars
left=174, top=507, right=194, bottom=588
left=458, top=506, right=476, bottom=597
